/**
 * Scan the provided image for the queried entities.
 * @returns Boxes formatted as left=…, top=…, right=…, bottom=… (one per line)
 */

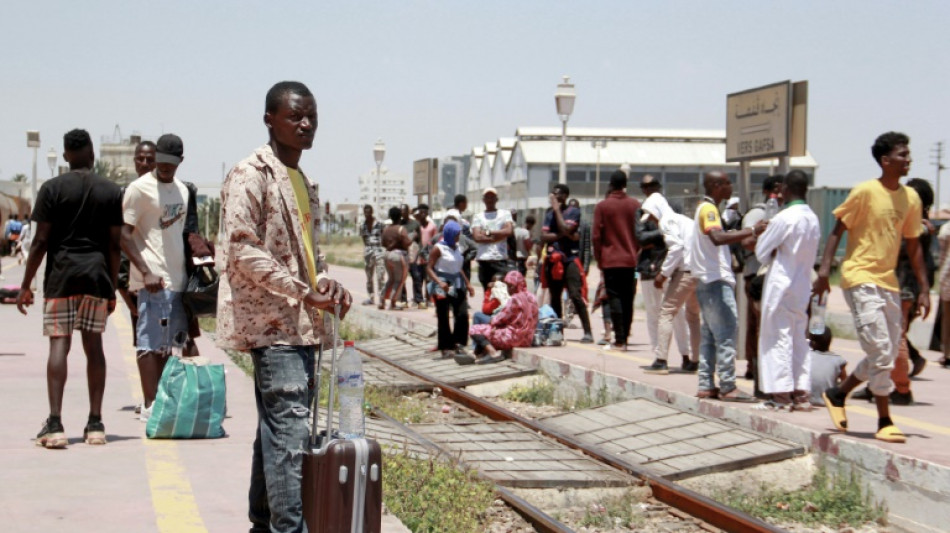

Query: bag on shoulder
left=146, top=356, right=226, bottom=439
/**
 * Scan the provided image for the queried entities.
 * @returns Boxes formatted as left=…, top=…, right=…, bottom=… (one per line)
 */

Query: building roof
left=513, top=136, right=817, bottom=169
left=514, top=126, right=727, bottom=142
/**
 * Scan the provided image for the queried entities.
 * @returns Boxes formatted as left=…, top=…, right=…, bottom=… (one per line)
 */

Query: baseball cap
left=155, top=134, right=184, bottom=165
left=639, top=174, right=659, bottom=188
left=482, top=187, right=498, bottom=197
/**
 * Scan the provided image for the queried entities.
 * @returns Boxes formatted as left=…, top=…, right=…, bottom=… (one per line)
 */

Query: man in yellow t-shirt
left=814, top=131, right=929, bottom=444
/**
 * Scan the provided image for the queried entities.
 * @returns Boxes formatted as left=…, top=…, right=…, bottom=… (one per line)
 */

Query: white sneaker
left=139, top=404, right=152, bottom=422
left=134, top=403, right=143, bottom=414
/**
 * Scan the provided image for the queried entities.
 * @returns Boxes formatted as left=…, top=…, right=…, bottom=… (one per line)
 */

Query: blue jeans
left=472, top=311, right=492, bottom=325
left=695, top=280, right=738, bottom=393
left=249, top=345, right=315, bottom=533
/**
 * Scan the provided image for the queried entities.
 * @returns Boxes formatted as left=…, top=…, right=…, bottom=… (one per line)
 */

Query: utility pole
left=933, top=142, right=945, bottom=215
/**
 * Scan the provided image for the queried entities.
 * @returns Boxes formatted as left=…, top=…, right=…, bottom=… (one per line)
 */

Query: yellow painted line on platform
left=113, top=312, right=208, bottom=533
left=567, top=340, right=653, bottom=365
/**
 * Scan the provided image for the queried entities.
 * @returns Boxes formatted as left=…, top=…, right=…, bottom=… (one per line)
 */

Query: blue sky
left=2, top=1, right=948, bottom=205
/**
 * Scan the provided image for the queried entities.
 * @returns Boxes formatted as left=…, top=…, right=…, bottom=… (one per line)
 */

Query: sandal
left=875, top=424, right=906, bottom=443
left=475, top=354, right=505, bottom=365
left=454, top=352, right=476, bottom=365
left=821, top=389, right=848, bottom=432
left=696, top=388, right=719, bottom=399
left=719, top=388, right=758, bottom=403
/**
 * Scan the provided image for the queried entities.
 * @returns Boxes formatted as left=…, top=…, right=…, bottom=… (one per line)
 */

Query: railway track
left=356, top=341, right=786, bottom=533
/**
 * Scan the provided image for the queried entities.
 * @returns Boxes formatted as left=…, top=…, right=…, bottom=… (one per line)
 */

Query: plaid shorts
left=43, top=295, right=109, bottom=337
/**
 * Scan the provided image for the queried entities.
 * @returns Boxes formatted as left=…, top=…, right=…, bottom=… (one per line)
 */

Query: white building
left=358, top=165, right=410, bottom=211
left=463, top=127, right=819, bottom=213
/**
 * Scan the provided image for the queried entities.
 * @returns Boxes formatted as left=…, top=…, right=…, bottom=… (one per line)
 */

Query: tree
left=197, top=198, right=221, bottom=242
left=11, top=173, right=27, bottom=183
left=93, top=160, right=131, bottom=186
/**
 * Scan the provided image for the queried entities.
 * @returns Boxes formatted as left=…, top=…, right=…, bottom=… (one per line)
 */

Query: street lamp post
left=46, top=147, right=57, bottom=178
left=373, top=138, right=386, bottom=214
left=554, top=76, right=576, bottom=186
left=26, top=131, right=40, bottom=207
left=591, top=140, right=606, bottom=200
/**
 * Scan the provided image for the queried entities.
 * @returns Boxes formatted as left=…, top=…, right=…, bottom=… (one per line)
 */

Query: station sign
left=726, top=80, right=807, bottom=162
left=413, top=158, right=437, bottom=196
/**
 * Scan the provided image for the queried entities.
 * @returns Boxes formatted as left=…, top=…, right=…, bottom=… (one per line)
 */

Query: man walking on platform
left=814, top=132, right=928, bottom=443
left=217, top=81, right=352, bottom=531
left=690, top=171, right=763, bottom=402
left=17, top=129, right=123, bottom=448
left=592, top=171, right=640, bottom=350
left=543, top=184, right=594, bottom=342
left=753, top=171, right=820, bottom=411
left=359, top=204, right=384, bottom=306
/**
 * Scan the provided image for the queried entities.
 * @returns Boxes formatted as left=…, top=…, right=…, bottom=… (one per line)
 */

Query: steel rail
left=360, top=346, right=786, bottom=533
left=371, top=408, right=575, bottom=533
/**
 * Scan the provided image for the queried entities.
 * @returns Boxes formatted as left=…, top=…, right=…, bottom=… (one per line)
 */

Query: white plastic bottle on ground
left=764, top=194, right=780, bottom=220
left=337, top=341, right=365, bottom=439
left=809, top=293, right=827, bottom=335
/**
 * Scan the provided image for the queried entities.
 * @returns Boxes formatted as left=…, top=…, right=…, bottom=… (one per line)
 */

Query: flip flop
left=475, top=354, right=505, bottom=365
left=454, top=352, right=476, bottom=365
left=821, top=391, right=848, bottom=432
left=875, top=425, right=906, bottom=443
left=719, top=388, right=758, bottom=403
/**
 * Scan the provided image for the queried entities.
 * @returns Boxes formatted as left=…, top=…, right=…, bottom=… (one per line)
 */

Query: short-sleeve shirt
left=123, top=172, right=190, bottom=292
left=32, top=170, right=123, bottom=298
left=472, top=209, right=513, bottom=261
left=542, top=206, right=581, bottom=259
left=360, top=219, right=384, bottom=250
left=689, top=199, right=735, bottom=286
left=834, top=179, right=922, bottom=293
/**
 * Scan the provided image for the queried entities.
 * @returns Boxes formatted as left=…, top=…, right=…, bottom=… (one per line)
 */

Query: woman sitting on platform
left=459, top=270, right=538, bottom=365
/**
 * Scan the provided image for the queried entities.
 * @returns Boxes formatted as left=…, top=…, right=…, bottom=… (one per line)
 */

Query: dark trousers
left=549, top=260, right=592, bottom=335
left=477, top=260, right=511, bottom=291
left=436, top=293, right=469, bottom=350
left=603, top=267, right=636, bottom=345
left=410, top=264, right=425, bottom=303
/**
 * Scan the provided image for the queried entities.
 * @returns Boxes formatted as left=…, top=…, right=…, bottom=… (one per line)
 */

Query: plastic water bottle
left=337, top=341, right=365, bottom=439
left=764, top=194, right=780, bottom=220
left=809, top=293, right=827, bottom=335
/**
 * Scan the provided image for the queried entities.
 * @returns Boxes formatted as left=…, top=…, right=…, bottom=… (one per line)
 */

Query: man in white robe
left=754, top=170, right=821, bottom=409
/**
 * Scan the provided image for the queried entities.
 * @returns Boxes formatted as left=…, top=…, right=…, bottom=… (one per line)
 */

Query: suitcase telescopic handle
left=310, top=311, right=329, bottom=447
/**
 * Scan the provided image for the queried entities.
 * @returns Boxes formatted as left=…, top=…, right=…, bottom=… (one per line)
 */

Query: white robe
left=755, top=203, right=821, bottom=394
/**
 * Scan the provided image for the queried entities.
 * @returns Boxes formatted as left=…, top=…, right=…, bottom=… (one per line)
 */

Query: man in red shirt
left=593, top=170, right=641, bottom=349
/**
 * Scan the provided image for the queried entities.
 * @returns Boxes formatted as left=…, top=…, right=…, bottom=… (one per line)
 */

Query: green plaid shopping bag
left=146, top=356, right=227, bottom=439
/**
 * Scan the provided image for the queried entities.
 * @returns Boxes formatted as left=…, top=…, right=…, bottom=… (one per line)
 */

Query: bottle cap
left=344, top=340, right=355, bottom=347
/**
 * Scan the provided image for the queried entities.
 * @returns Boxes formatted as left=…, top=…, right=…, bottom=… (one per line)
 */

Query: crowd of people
left=8, top=77, right=944, bottom=531
left=360, top=132, right=942, bottom=446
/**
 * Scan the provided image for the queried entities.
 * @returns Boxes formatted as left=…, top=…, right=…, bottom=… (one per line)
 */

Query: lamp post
left=554, top=76, right=576, bottom=186
left=46, top=147, right=57, bottom=178
left=373, top=138, right=386, bottom=213
left=26, top=131, right=40, bottom=206
left=591, top=140, right=606, bottom=200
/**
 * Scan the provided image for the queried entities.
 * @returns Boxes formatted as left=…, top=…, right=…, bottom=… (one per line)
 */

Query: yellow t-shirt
left=834, top=179, right=922, bottom=292
left=287, top=167, right=318, bottom=289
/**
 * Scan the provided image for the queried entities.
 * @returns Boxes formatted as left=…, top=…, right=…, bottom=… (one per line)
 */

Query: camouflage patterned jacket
left=216, top=144, right=326, bottom=351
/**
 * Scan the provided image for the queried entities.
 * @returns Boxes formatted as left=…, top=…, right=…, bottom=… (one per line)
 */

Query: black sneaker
left=645, top=359, right=669, bottom=375
left=84, top=418, right=107, bottom=445
left=890, top=390, right=914, bottom=406
left=579, top=334, right=595, bottom=344
left=36, top=417, right=67, bottom=449
left=682, top=360, right=698, bottom=373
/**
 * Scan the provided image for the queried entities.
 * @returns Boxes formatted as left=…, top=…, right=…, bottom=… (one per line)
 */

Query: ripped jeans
left=249, top=345, right=315, bottom=533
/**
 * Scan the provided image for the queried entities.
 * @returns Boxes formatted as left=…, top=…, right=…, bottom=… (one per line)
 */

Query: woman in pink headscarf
left=459, top=270, right=539, bottom=364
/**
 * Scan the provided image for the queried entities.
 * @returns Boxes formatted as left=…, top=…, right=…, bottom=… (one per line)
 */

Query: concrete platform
left=0, top=257, right=410, bottom=533
left=328, top=262, right=950, bottom=533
